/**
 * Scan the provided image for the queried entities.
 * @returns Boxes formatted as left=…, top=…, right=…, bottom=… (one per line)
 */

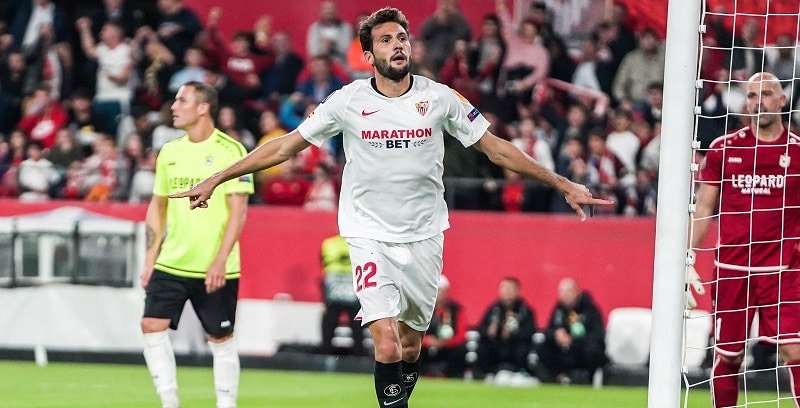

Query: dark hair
left=358, top=7, right=410, bottom=53
left=501, top=276, right=521, bottom=287
left=26, top=140, right=44, bottom=151
left=588, top=127, right=608, bottom=141
left=182, top=81, right=219, bottom=118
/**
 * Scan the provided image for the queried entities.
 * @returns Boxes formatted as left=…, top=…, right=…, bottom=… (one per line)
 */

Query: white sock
left=143, top=331, right=179, bottom=408
left=209, top=337, right=240, bottom=408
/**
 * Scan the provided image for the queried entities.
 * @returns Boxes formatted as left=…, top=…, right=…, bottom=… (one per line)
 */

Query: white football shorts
left=346, top=234, right=444, bottom=332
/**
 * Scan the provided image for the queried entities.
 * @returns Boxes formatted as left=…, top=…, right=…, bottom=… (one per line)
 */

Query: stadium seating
left=605, top=307, right=652, bottom=367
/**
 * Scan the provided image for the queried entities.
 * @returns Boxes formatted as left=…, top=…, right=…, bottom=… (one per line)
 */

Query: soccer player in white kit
left=171, top=7, right=611, bottom=407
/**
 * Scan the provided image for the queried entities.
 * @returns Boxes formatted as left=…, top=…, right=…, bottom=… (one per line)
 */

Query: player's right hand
left=685, top=250, right=706, bottom=310
left=140, top=267, right=154, bottom=289
left=169, top=177, right=218, bottom=209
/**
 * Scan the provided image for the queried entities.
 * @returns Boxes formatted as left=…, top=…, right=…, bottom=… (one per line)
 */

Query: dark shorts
left=143, top=269, right=239, bottom=337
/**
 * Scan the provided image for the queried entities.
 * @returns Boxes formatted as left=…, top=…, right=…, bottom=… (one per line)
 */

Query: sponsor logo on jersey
left=361, top=109, right=380, bottom=116
left=731, top=173, right=785, bottom=195
left=414, top=100, right=429, bottom=116
left=238, top=175, right=252, bottom=183
left=361, top=128, right=432, bottom=139
left=727, top=156, right=743, bottom=163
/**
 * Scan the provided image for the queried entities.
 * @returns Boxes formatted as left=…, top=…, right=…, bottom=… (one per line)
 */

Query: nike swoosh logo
left=383, top=398, right=403, bottom=406
left=362, top=109, right=380, bottom=116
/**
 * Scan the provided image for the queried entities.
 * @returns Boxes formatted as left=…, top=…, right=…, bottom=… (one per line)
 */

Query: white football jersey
left=298, top=75, right=491, bottom=243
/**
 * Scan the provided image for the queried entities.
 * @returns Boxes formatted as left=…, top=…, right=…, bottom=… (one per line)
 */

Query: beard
left=374, top=57, right=411, bottom=81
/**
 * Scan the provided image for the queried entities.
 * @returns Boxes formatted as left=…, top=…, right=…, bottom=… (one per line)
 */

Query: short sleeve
left=698, top=145, right=722, bottom=184
left=152, top=147, right=170, bottom=196
left=297, top=89, right=346, bottom=147
left=441, top=87, right=490, bottom=147
left=220, top=148, right=255, bottom=196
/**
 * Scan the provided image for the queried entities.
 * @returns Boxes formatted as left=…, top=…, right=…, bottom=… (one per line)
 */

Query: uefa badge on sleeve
left=780, top=154, right=791, bottom=168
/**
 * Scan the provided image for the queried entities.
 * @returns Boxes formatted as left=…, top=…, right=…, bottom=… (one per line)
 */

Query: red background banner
left=0, top=200, right=717, bottom=329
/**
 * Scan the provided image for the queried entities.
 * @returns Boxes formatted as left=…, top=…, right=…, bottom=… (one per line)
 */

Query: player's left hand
left=205, top=260, right=226, bottom=293
left=561, top=181, right=614, bottom=221
left=169, top=176, right=219, bottom=209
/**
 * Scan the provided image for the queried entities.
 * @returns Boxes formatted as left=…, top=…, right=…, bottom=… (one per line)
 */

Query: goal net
left=683, top=1, right=800, bottom=407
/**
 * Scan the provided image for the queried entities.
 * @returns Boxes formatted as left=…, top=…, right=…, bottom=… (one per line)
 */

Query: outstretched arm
left=169, top=131, right=310, bottom=209
left=474, top=131, right=612, bottom=219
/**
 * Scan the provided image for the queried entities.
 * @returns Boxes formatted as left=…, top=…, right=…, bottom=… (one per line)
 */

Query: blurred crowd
left=0, top=0, right=798, bottom=216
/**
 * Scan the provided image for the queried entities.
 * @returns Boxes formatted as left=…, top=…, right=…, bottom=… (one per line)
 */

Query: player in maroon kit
left=688, top=72, right=800, bottom=407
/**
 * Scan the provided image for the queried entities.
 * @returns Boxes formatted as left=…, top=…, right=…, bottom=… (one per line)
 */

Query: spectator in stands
left=638, top=120, right=660, bottom=179
left=254, top=110, right=288, bottom=187
left=297, top=55, right=345, bottom=104
left=344, top=12, right=372, bottom=80
left=511, top=117, right=554, bottom=171
left=167, top=46, right=207, bottom=94
left=419, top=0, right=472, bottom=73
left=319, top=233, right=364, bottom=355
left=131, top=0, right=201, bottom=99
left=17, top=139, right=58, bottom=201
left=128, top=147, right=156, bottom=204
left=17, top=83, right=68, bottom=149
left=409, top=40, right=437, bottom=80
left=586, top=127, right=628, bottom=215
left=75, top=0, right=145, bottom=93
left=476, top=276, right=537, bottom=379
left=46, top=127, right=84, bottom=197
left=603, top=2, right=637, bottom=71
left=64, top=89, right=101, bottom=152
left=555, top=104, right=593, bottom=156
left=623, top=168, right=657, bottom=216
left=768, top=33, right=800, bottom=104
left=120, top=131, right=146, bottom=197
left=547, top=36, right=575, bottom=84
left=3, top=0, right=68, bottom=56
left=537, top=277, right=607, bottom=384
left=495, top=0, right=550, bottom=123
left=0, top=50, right=28, bottom=134
left=76, top=19, right=134, bottom=135
left=306, top=0, right=352, bottom=61
left=303, top=162, right=338, bottom=212
left=261, top=31, right=304, bottom=104
left=47, top=127, right=85, bottom=174
left=551, top=136, right=591, bottom=213
left=200, top=7, right=273, bottom=108
left=605, top=108, right=639, bottom=187
left=529, top=1, right=555, bottom=47
left=639, top=82, right=663, bottom=127
left=259, top=155, right=310, bottom=206
left=80, top=133, right=120, bottom=202
left=501, top=168, right=525, bottom=212
left=217, top=106, right=255, bottom=151
left=151, top=101, right=182, bottom=151
left=439, top=39, right=481, bottom=105
left=571, top=36, right=603, bottom=96
left=469, top=14, right=505, bottom=111
left=421, top=275, right=467, bottom=378
left=612, top=29, right=665, bottom=107
left=0, top=129, right=28, bottom=197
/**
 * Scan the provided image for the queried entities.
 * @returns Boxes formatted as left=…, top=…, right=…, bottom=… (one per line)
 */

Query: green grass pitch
left=0, top=360, right=793, bottom=407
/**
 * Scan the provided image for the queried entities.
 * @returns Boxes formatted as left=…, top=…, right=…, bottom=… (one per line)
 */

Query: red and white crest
left=415, top=100, right=429, bottom=116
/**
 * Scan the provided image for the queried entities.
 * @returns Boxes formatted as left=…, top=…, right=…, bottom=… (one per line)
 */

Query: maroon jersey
left=698, top=126, right=800, bottom=271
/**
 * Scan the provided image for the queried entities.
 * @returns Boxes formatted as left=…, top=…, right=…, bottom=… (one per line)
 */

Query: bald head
left=558, top=278, right=580, bottom=308
left=745, top=71, right=786, bottom=131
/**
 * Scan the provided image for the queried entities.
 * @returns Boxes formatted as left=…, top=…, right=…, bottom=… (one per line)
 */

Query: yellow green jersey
left=152, top=128, right=254, bottom=279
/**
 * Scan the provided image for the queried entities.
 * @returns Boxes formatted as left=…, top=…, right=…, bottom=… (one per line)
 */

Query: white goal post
left=648, top=0, right=702, bottom=406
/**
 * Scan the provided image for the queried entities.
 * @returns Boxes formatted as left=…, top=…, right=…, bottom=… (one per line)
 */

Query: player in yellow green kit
left=139, top=81, right=253, bottom=408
